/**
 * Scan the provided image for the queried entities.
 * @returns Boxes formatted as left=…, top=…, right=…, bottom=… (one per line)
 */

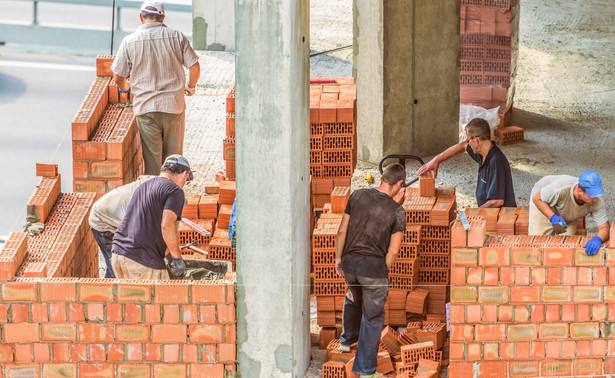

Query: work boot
left=338, top=344, right=351, bottom=353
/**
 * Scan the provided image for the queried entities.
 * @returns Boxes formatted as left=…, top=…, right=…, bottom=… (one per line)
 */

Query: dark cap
left=163, top=154, right=193, bottom=181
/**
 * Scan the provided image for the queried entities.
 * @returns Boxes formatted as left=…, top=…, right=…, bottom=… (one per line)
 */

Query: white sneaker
left=338, top=344, right=351, bottom=353
left=359, top=374, right=383, bottom=378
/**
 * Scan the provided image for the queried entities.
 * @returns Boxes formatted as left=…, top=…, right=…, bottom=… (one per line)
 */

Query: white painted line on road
left=0, top=60, right=95, bottom=72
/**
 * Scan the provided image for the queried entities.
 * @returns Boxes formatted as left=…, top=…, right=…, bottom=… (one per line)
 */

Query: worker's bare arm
left=597, top=221, right=610, bottom=243
left=480, top=199, right=504, bottom=208
left=113, top=74, right=130, bottom=92
left=187, top=62, right=200, bottom=89
left=417, top=141, right=468, bottom=178
left=161, top=209, right=181, bottom=258
left=385, top=231, right=403, bottom=270
left=532, top=189, right=556, bottom=219
left=335, top=213, right=350, bottom=277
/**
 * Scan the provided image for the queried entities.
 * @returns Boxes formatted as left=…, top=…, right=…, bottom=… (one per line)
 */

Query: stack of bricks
left=449, top=226, right=615, bottom=377
left=324, top=327, right=444, bottom=377
left=460, top=0, right=524, bottom=142
left=174, top=181, right=236, bottom=268
left=0, top=277, right=237, bottom=376
left=310, top=78, right=356, bottom=210
left=72, top=55, right=144, bottom=196
left=224, top=88, right=236, bottom=180
left=459, top=206, right=586, bottom=237
left=402, top=178, right=457, bottom=321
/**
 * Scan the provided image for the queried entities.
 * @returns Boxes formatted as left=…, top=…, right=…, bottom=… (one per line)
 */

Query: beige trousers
left=528, top=200, right=578, bottom=236
left=136, top=111, right=185, bottom=176
left=111, top=254, right=169, bottom=280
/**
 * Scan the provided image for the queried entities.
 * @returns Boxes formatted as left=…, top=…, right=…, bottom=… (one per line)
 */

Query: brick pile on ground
left=323, top=326, right=444, bottom=377
left=449, top=224, right=614, bottom=377
left=72, top=55, right=144, bottom=197
left=460, top=0, right=524, bottom=143
left=177, top=180, right=237, bottom=269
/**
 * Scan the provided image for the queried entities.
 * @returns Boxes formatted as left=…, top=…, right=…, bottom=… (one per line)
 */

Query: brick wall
left=0, top=277, right=236, bottom=377
left=450, top=226, right=614, bottom=377
left=72, top=56, right=144, bottom=196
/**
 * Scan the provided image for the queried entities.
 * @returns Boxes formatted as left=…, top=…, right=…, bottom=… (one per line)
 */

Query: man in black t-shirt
left=111, top=155, right=193, bottom=279
left=335, top=163, right=406, bottom=377
left=417, top=117, right=516, bottom=208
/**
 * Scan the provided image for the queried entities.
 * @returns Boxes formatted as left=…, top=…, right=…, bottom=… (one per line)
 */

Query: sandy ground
left=94, top=0, right=615, bottom=375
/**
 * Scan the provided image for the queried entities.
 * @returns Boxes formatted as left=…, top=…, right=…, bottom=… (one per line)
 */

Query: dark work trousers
left=92, top=229, right=116, bottom=278
left=340, top=272, right=389, bottom=375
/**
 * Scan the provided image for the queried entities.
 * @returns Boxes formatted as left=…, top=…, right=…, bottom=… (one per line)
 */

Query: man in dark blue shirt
left=417, top=118, right=516, bottom=208
left=111, top=155, right=193, bottom=279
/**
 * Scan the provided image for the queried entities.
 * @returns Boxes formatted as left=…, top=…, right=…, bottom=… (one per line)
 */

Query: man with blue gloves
left=529, top=170, right=609, bottom=255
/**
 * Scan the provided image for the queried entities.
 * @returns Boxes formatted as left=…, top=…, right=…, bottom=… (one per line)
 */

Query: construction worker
left=529, top=170, right=609, bottom=255
left=417, top=118, right=516, bottom=208
left=111, top=0, right=200, bottom=176
left=111, top=155, right=193, bottom=279
left=335, top=163, right=406, bottom=378
left=88, top=176, right=154, bottom=278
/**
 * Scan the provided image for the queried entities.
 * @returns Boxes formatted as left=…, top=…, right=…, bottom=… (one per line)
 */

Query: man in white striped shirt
left=111, top=0, right=200, bottom=175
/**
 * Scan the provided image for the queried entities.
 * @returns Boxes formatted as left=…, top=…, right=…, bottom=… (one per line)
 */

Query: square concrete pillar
left=192, top=0, right=235, bottom=51
left=235, top=0, right=310, bottom=376
left=354, top=0, right=459, bottom=163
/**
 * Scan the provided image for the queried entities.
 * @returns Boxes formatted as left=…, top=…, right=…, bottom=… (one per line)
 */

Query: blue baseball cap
left=579, top=170, right=604, bottom=198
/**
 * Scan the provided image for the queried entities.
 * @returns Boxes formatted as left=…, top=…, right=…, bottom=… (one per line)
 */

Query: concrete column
left=354, top=0, right=459, bottom=163
left=192, top=0, right=235, bottom=51
left=235, top=0, right=310, bottom=377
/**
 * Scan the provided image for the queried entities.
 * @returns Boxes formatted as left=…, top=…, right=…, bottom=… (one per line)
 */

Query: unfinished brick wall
left=0, top=277, right=236, bottom=377
left=72, top=56, right=144, bottom=196
left=450, top=225, right=614, bottom=377
left=0, top=164, right=238, bottom=375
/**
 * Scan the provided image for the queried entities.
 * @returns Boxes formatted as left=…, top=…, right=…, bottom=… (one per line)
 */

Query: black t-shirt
left=341, top=188, right=406, bottom=278
left=466, top=143, right=517, bottom=207
left=112, top=177, right=184, bottom=269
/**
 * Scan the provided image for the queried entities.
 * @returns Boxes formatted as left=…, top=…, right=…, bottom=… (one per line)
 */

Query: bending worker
left=88, top=176, right=154, bottom=278
left=529, top=170, right=609, bottom=255
left=417, top=118, right=516, bottom=208
left=111, top=155, right=193, bottom=279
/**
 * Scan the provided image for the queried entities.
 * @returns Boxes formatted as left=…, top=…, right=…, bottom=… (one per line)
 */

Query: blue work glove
left=584, top=236, right=602, bottom=255
left=549, top=214, right=567, bottom=228
left=169, top=257, right=186, bottom=278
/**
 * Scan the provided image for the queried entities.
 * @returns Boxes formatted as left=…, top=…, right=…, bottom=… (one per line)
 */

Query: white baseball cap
left=141, top=0, right=165, bottom=16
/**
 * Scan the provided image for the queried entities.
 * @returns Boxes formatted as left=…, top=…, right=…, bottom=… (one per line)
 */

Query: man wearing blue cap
left=529, top=170, right=609, bottom=255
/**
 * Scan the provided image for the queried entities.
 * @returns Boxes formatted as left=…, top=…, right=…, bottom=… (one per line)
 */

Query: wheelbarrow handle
left=378, top=154, right=425, bottom=188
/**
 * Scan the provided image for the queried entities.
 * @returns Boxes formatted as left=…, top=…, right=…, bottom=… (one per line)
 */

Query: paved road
left=0, top=48, right=96, bottom=235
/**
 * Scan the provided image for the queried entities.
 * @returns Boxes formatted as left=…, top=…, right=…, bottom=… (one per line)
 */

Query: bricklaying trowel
left=458, top=211, right=471, bottom=231
left=553, top=222, right=567, bottom=235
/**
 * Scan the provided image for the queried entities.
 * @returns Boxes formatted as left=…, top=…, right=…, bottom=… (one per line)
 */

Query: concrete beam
left=235, top=0, right=310, bottom=376
left=354, top=0, right=459, bottom=163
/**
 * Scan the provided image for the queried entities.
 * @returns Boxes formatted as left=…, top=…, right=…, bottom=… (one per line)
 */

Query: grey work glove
left=169, top=256, right=186, bottom=278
